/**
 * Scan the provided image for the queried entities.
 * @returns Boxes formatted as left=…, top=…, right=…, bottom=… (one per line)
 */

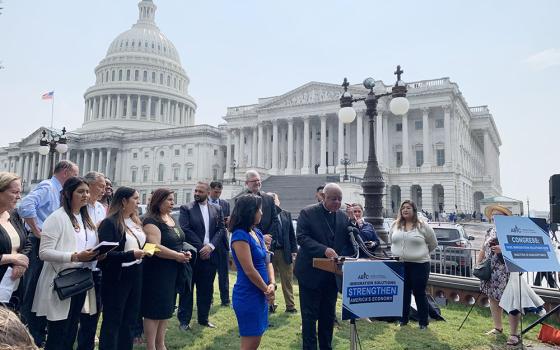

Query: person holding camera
left=477, top=229, right=520, bottom=346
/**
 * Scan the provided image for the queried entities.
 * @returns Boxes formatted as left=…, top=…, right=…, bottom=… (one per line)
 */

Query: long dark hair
left=146, top=188, right=174, bottom=222
left=229, top=194, right=262, bottom=232
left=107, top=186, right=141, bottom=236
left=61, top=176, right=95, bottom=231
left=395, top=199, right=419, bottom=230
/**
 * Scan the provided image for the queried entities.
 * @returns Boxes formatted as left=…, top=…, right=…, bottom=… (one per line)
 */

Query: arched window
left=119, top=70, right=123, bottom=81
left=185, top=163, right=194, bottom=181
left=167, top=75, right=171, bottom=86
left=158, top=164, right=165, bottom=182
left=131, top=167, right=138, bottom=183
left=160, top=151, right=164, bottom=157
left=111, top=70, right=115, bottom=81
left=135, top=70, right=139, bottom=81
left=151, top=72, right=156, bottom=83
left=143, top=70, right=147, bottom=82
left=160, top=73, right=164, bottom=85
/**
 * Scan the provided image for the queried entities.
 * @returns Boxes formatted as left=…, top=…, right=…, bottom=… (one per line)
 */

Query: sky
left=0, top=0, right=559, bottom=211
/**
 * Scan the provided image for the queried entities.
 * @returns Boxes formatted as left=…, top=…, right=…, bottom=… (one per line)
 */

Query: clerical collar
left=321, top=203, right=335, bottom=214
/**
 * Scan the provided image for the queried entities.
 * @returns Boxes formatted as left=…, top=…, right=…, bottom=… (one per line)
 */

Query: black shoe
left=200, top=321, right=217, bottom=329
left=419, top=324, right=428, bottom=330
left=179, top=323, right=191, bottom=331
left=285, top=308, right=298, bottom=314
left=398, top=322, right=408, bottom=327
left=269, top=304, right=278, bottom=313
left=221, top=302, right=230, bottom=307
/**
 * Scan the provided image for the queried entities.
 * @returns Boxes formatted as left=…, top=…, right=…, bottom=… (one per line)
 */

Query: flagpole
left=50, top=90, right=55, bottom=128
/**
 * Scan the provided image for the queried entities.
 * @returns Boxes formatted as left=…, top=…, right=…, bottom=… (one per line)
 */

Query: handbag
left=53, top=267, right=94, bottom=300
left=473, top=257, right=491, bottom=281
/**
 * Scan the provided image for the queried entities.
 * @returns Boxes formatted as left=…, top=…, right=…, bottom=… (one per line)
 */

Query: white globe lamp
left=389, top=97, right=410, bottom=116
left=338, top=106, right=357, bottom=124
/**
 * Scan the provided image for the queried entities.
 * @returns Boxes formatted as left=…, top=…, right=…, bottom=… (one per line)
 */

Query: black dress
left=142, top=217, right=185, bottom=320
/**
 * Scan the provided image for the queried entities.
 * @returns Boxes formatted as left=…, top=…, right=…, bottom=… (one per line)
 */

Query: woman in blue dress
left=229, top=194, right=276, bottom=350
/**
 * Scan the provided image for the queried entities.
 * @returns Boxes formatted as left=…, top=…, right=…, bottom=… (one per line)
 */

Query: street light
left=340, top=153, right=351, bottom=181
left=38, top=127, right=68, bottom=177
left=338, top=65, right=409, bottom=243
left=231, top=159, right=238, bottom=182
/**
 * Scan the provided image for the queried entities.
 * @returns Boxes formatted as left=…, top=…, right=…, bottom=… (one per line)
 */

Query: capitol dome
left=81, top=0, right=196, bottom=131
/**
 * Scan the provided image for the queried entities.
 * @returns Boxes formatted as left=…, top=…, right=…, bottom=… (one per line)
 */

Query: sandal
left=506, top=334, right=521, bottom=346
left=485, top=328, right=503, bottom=335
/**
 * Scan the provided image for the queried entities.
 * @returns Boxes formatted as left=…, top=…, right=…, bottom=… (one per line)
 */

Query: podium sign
left=341, top=260, right=404, bottom=320
left=494, top=216, right=560, bottom=272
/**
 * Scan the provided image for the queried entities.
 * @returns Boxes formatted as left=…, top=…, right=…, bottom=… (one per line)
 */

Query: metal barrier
left=430, top=246, right=479, bottom=278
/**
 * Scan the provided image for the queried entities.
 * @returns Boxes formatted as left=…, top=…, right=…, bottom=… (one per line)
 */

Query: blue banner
left=341, top=260, right=404, bottom=320
left=494, top=216, right=560, bottom=272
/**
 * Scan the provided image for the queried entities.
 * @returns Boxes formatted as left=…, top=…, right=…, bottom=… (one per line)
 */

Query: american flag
left=41, top=91, right=54, bottom=100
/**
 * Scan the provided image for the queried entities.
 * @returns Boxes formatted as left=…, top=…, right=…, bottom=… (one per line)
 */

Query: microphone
left=347, top=226, right=377, bottom=259
left=346, top=226, right=359, bottom=258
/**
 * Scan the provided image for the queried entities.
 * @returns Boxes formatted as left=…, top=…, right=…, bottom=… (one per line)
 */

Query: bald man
left=294, top=183, right=354, bottom=350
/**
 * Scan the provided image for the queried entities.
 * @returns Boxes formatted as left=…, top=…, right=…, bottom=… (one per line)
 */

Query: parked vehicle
left=429, top=223, right=475, bottom=276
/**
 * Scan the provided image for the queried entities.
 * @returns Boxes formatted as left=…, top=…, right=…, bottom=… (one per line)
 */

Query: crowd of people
left=0, top=160, right=550, bottom=349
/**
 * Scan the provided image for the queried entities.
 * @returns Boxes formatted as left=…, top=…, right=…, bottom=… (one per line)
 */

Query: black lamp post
left=38, top=127, right=68, bottom=177
left=231, top=159, right=238, bottom=182
left=340, top=153, right=351, bottom=181
left=338, top=66, right=409, bottom=243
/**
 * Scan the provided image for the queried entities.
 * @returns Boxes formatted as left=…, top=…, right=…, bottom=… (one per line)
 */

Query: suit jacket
left=179, top=201, right=225, bottom=264
left=0, top=210, right=32, bottom=290
left=273, top=207, right=297, bottom=265
left=210, top=198, right=230, bottom=251
left=237, top=190, right=279, bottom=238
left=294, top=203, right=352, bottom=289
left=97, top=216, right=139, bottom=282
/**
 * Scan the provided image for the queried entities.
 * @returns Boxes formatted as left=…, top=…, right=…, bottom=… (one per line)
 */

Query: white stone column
left=310, top=122, right=317, bottom=171
left=104, top=96, right=109, bottom=118
left=126, top=95, right=132, bottom=118
left=271, top=120, right=279, bottom=174
left=383, top=113, right=389, bottom=165
left=337, top=117, right=344, bottom=169
left=174, top=102, right=179, bottom=124
left=37, top=154, right=44, bottom=180
left=90, top=149, right=96, bottom=172
left=376, top=112, right=383, bottom=166
left=43, top=155, right=50, bottom=179
left=357, top=113, right=363, bottom=162
left=257, top=123, right=264, bottom=168
left=136, top=95, right=142, bottom=119
left=327, top=120, right=334, bottom=172
left=444, top=105, right=452, bottom=166
left=22, top=154, right=29, bottom=184
left=167, top=100, right=172, bottom=123
left=401, top=113, right=409, bottom=170
left=156, top=98, right=162, bottom=122
left=251, top=127, right=258, bottom=167
left=93, top=97, right=99, bottom=119
left=76, top=151, right=82, bottom=175
left=84, top=99, right=89, bottom=121
left=422, top=108, right=432, bottom=169
left=114, top=150, right=122, bottom=183
left=225, top=130, right=232, bottom=178
left=83, top=150, right=89, bottom=174
left=238, top=128, right=245, bottom=167
left=295, top=121, right=302, bottom=171
left=319, top=115, right=327, bottom=174
left=116, top=95, right=121, bottom=118
left=105, top=148, right=112, bottom=176
left=301, top=117, right=310, bottom=174
left=148, top=96, right=152, bottom=120
left=30, top=152, right=37, bottom=182
left=286, top=118, right=294, bottom=175
left=483, top=131, right=492, bottom=176
left=97, top=149, right=103, bottom=171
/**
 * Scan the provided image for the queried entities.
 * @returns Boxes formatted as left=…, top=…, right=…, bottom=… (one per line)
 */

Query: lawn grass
left=132, top=272, right=558, bottom=350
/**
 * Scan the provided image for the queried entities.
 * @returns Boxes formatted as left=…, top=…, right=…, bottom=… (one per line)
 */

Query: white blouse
left=122, top=218, right=146, bottom=267
left=73, top=213, right=98, bottom=269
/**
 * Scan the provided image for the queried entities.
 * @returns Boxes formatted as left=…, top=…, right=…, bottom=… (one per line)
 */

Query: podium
left=313, top=257, right=403, bottom=350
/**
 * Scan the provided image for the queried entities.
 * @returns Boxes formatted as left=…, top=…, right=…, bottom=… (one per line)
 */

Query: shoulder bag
left=473, top=257, right=491, bottom=281
left=53, top=267, right=94, bottom=300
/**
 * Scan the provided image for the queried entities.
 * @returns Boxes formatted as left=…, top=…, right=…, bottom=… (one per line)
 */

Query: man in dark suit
left=240, top=170, right=279, bottom=249
left=267, top=192, right=298, bottom=313
left=294, top=183, right=354, bottom=350
left=178, top=181, right=226, bottom=330
left=208, top=181, right=231, bottom=306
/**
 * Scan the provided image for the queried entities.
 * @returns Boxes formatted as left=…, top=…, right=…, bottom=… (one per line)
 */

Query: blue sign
left=494, top=216, right=560, bottom=272
left=341, top=260, right=404, bottom=320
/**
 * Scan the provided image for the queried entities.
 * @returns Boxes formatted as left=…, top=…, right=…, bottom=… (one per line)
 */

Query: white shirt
left=122, top=218, right=146, bottom=267
left=73, top=213, right=98, bottom=269
left=87, top=201, right=107, bottom=227
left=199, top=202, right=212, bottom=248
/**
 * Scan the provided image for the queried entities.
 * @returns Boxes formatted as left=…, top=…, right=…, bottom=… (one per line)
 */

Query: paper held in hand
left=143, top=243, right=160, bottom=256
left=92, top=241, right=119, bottom=255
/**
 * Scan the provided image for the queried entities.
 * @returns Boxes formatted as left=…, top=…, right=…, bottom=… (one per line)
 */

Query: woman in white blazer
left=32, top=177, right=100, bottom=350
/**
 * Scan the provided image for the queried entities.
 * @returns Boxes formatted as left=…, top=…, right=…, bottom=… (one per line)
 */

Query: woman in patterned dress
left=477, top=229, right=520, bottom=346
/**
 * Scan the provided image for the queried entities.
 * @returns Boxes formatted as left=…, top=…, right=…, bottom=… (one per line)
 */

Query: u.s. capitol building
left=0, top=0, right=502, bottom=215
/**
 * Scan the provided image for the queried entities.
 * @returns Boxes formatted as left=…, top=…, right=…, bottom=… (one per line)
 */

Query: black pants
left=77, top=270, right=102, bottom=350
left=21, top=236, right=47, bottom=346
left=45, top=291, right=87, bottom=350
left=217, top=248, right=230, bottom=305
left=177, top=259, right=217, bottom=325
left=401, top=262, right=430, bottom=326
left=534, top=272, right=557, bottom=288
left=99, top=264, right=143, bottom=350
left=299, top=280, right=337, bottom=350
